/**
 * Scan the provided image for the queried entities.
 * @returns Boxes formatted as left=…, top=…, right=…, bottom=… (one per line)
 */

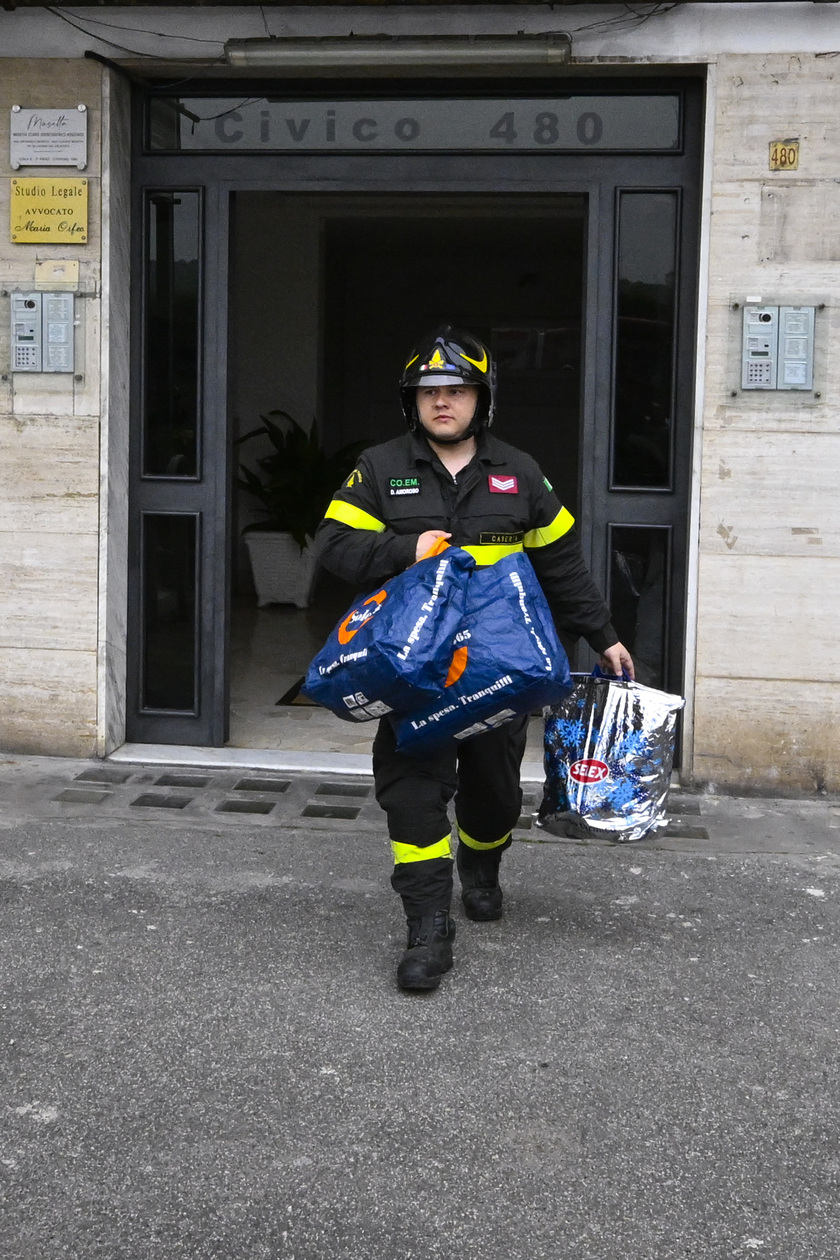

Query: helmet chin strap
left=418, top=407, right=482, bottom=447
left=421, top=426, right=476, bottom=446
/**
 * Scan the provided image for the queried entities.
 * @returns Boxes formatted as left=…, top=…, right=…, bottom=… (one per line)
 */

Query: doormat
left=276, top=676, right=316, bottom=706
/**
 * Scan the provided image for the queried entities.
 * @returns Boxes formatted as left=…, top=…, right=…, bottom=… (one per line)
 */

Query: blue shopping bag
left=392, top=552, right=572, bottom=754
left=537, top=672, right=685, bottom=842
left=303, top=544, right=474, bottom=722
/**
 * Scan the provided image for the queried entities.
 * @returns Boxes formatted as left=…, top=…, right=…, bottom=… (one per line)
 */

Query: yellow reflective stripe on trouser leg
left=458, top=826, right=510, bottom=852
left=324, top=499, right=386, bottom=532
left=461, top=543, right=524, bottom=565
left=391, top=835, right=453, bottom=864
left=523, top=507, right=575, bottom=549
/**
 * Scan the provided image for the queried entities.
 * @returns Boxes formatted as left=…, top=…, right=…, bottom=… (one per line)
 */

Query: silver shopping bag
left=536, top=673, right=685, bottom=843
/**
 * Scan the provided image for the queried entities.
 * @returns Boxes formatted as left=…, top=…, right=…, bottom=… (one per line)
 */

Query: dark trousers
left=372, top=715, right=529, bottom=917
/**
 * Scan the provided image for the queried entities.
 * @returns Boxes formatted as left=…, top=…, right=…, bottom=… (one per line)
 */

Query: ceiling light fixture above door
left=223, top=33, right=573, bottom=75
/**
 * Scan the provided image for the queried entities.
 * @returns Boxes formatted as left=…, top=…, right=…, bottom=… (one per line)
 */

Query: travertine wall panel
left=0, top=414, right=99, bottom=533
left=689, top=52, right=840, bottom=789
left=0, top=60, right=103, bottom=755
left=695, top=554, right=840, bottom=682
left=693, top=677, right=839, bottom=794
left=760, top=183, right=840, bottom=264
left=0, top=647, right=97, bottom=757
left=0, top=533, right=99, bottom=651
left=712, top=57, right=840, bottom=184
left=700, top=429, right=840, bottom=558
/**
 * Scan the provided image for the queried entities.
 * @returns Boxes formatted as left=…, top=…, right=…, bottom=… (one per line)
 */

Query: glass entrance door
left=128, top=79, right=702, bottom=746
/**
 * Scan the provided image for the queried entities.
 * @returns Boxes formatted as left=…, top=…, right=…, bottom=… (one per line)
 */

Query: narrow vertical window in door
left=143, top=190, right=201, bottom=477
left=613, top=191, right=678, bottom=490
left=141, top=513, right=199, bottom=712
left=608, top=524, right=671, bottom=689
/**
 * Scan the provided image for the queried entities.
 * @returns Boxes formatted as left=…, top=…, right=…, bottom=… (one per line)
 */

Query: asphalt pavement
left=2, top=754, right=840, bottom=1260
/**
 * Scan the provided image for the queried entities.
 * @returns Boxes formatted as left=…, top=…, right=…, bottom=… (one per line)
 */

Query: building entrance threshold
left=108, top=742, right=547, bottom=783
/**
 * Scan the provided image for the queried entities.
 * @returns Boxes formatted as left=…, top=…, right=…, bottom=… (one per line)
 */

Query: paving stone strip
left=2, top=754, right=839, bottom=856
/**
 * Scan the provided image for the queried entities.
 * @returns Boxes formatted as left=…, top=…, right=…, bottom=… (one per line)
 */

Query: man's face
left=415, top=384, right=479, bottom=444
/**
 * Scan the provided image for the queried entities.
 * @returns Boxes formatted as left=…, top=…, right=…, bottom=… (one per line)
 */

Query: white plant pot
left=243, top=531, right=318, bottom=609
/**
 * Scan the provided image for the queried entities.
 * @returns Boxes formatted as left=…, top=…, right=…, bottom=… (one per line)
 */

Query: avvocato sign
left=151, top=95, right=681, bottom=154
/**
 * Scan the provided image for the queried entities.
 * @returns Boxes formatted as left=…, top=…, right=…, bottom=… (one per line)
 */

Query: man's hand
left=415, top=530, right=452, bottom=562
left=599, top=642, right=635, bottom=681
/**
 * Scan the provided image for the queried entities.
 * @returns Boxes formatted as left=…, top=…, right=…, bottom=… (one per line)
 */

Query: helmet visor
left=413, top=372, right=468, bottom=387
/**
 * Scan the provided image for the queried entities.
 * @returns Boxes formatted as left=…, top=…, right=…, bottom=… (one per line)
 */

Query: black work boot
left=457, top=842, right=504, bottom=922
left=397, top=910, right=456, bottom=991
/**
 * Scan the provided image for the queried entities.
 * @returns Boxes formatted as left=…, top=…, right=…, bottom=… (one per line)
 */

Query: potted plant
left=235, top=410, right=368, bottom=608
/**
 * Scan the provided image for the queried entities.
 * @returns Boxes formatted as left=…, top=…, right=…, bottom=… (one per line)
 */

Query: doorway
left=128, top=78, right=702, bottom=750
left=227, top=193, right=585, bottom=751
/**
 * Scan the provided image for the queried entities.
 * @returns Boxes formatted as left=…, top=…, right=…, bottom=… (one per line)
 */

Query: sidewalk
left=2, top=753, right=840, bottom=1259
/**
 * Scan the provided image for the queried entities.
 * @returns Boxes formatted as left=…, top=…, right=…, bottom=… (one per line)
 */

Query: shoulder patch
left=346, top=468, right=363, bottom=488
left=543, top=476, right=553, bottom=492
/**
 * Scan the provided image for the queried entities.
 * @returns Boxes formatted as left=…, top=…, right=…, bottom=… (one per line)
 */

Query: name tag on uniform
left=488, top=475, right=518, bottom=494
left=389, top=476, right=421, bottom=496
left=479, top=531, right=525, bottom=545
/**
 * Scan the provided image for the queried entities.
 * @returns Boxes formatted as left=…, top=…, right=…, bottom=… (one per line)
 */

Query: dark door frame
left=128, top=78, right=703, bottom=746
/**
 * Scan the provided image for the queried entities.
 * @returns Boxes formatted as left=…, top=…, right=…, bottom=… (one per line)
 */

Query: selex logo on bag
left=337, top=591, right=387, bottom=644
left=569, top=758, right=610, bottom=785
left=538, top=674, right=686, bottom=842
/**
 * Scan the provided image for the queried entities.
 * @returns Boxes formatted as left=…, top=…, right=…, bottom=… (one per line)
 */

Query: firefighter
left=316, top=326, right=633, bottom=991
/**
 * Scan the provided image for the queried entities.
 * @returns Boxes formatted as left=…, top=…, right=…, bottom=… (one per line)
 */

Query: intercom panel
left=11, top=292, right=42, bottom=371
left=776, top=305, right=815, bottom=391
left=10, top=290, right=75, bottom=373
left=741, top=305, right=778, bottom=390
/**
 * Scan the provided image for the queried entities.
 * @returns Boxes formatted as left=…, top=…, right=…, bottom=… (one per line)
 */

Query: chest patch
left=488, top=474, right=518, bottom=494
left=479, top=531, right=524, bottom=546
left=389, top=476, right=421, bottom=496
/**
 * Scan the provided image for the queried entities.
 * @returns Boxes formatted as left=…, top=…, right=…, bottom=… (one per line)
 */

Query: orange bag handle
left=416, top=538, right=469, bottom=685
left=416, top=536, right=451, bottom=563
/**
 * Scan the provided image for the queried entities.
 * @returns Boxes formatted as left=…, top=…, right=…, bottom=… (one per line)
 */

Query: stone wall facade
left=0, top=59, right=108, bottom=756
left=689, top=53, right=840, bottom=792
left=0, top=36, right=838, bottom=793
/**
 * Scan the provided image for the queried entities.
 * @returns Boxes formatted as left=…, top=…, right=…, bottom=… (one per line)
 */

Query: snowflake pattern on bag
left=539, top=675, right=685, bottom=842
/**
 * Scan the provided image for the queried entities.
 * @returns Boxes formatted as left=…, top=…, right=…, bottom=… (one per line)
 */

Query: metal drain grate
left=233, top=778, right=291, bottom=793
left=130, top=793, right=193, bottom=810
left=216, top=799, right=276, bottom=815
left=302, top=803, right=361, bottom=820
left=668, top=798, right=702, bottom=816
left=314, top=782, right=372, bottom=798
left=155, top=773, right=211, bottom=789
left=74, top=768, right=131, bottom=785
left=665, top=824, right=710, bottom=840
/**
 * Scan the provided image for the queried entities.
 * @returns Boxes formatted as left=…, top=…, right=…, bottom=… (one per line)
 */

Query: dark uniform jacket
left=316, top=428, right=618, bottom=654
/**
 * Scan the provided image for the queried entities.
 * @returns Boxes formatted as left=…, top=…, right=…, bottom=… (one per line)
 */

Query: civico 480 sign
left=152, top=96, right=680, bottom=153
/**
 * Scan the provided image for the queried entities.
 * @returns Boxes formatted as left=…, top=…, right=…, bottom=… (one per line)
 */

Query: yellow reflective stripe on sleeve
left=461, top=543, right=524, bottom=565
left=458, top=826, right=511, bottom=852
left=324, top=499, right=386, bottom=533
left=391, top=835, right=452, bottom=865
left=524, top=506, right=575, bottom=549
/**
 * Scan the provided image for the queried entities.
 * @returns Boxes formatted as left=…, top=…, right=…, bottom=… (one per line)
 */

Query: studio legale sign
left=10, top=178, right=88, bottom=243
